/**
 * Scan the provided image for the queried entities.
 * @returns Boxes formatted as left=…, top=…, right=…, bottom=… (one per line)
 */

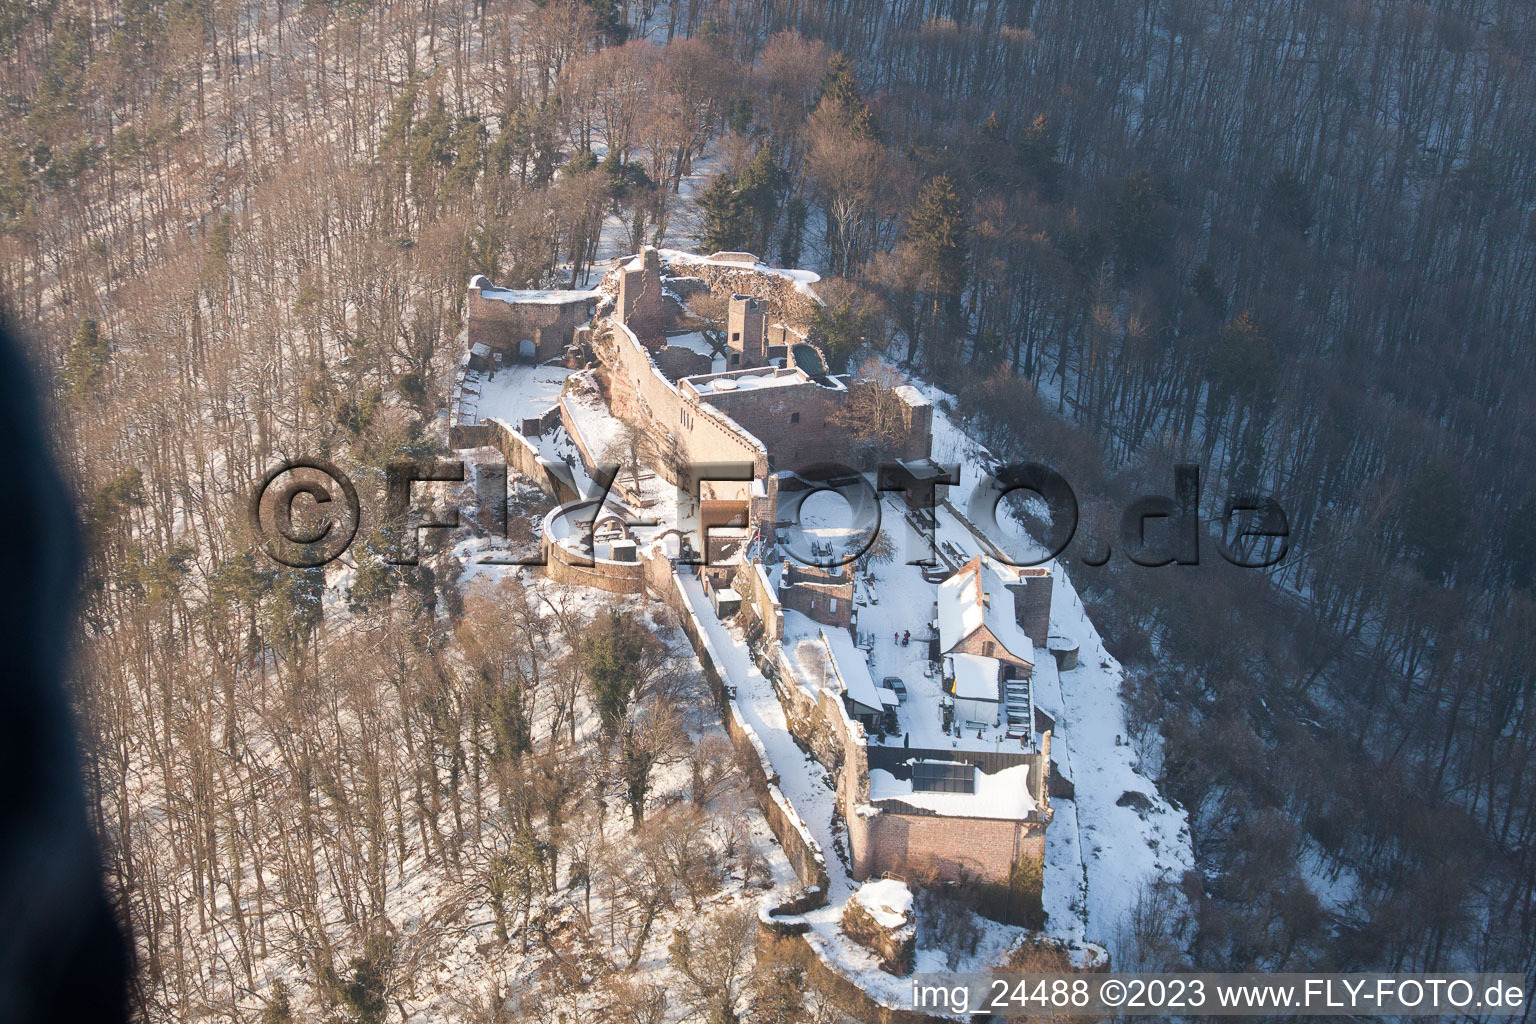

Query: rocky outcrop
left=841, top=879, right=916, bottom=975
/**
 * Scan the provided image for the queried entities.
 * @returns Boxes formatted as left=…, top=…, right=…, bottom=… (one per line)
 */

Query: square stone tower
left=618, top=247, right=667, bottom=345
left=727, top=294, right=767, bottom=368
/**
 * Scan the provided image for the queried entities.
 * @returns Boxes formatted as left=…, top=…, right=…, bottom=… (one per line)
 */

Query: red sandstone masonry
left=755, top=925, right=957, bottom=1024
left=733, top=562, right=784, bottom=642
left=617, top=249, right=668, bottom=343
left=599, top=320, right=768, bottom=474
left=450, top=420, right=580, bottom=505
left=849, top=807, right=1047, bottom=883
left=660, top=574, right=830, bottom=894
left=779, top=564, right=855, bottom=629
left=1010, top=568, right=1054, bottom=646
left=466, top=285, right=594, bottom=361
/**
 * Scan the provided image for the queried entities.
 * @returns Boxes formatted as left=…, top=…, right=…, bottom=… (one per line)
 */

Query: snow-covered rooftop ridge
left=892, top=384, right=930, bottom=407
left=818, top=625, right=883, bottom=712
left=936, top=554, right=1036, bottom=665
left=469, top=274, right=601, bottom=305
left=869, top=763, right=1039, bottom=820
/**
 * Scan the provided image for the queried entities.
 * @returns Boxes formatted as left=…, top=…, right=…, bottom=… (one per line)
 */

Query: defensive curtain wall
left=455, top=313, right=1044, bottom=886
left=760, top=639, right=1051, bottom=884
left=591, top=317, right=779, bottom=526
left=680, top=369, right=855, bottom=471
left=613, top=247, right=820, bottom=348
left=452, top=264, right=992, bottom=1020
left=465, top=277, right=597, bottom=362
left=447, top=419, right=579, bottom=505
left=734, top=561, right=784, bottom=642
left=663, top=573, right=955, bottom=1024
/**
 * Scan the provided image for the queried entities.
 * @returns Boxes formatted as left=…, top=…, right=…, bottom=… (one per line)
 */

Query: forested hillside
left=711, top=0, right=1536, bottom=978
left=2, top=0, right=1533, bottom=1018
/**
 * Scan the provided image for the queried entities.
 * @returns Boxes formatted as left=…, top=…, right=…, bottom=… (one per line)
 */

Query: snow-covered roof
left=820, top=626, right=882, bottom=711
left=936, top=555, right=1035, bottom=666
left=876, top=686, right=901, bottom=707
left=892, top=384, right=930, bottom=407
left=947, top=654, right=1000, bottom=702
left=869, top=763, right=1038, bottom=819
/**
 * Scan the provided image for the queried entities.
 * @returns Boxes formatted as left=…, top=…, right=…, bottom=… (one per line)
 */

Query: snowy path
left=679, top=572, right=1035, bottom=1008
left=678, top=576, right=846, bottom=895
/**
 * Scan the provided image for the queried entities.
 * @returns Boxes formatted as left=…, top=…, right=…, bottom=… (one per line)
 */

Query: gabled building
left=817, top=626, right=898, bottom=729
left=937, top=556, right=1040, bottom=672
left=937, top=556, right=1053, bottom=735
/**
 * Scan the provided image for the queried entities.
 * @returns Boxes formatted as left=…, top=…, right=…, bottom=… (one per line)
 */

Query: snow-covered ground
left=677, top=573, right=1018, bottom=1011
left=676, top=404, right=1192, bottom=975
left=781, top=488, right=874, bottom=566
left=441, top=86, right=1185, bottom=1007
left=463, top=362, right=575, bottom=426
left=560, top=373, right=626, bottom=458
left=930, top=394, right=1195, bottom=954
left=661, top=330, right=726, bottom=372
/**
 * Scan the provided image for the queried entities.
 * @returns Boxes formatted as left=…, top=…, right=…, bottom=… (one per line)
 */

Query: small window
left=829, top=598, right=837, bottom=613
left=790, top=412, right=800, bottom=424
left=732, top=332, right=741, bottom=342
left=731, top=354, right=740, bottom=365
left=983, top=640, right=995, bottom=656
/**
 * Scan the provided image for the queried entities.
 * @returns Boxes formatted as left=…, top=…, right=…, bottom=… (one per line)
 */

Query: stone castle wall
left=1010, top=568, right=1054, bottom=646
left=660, top=574, right=831, bottom=894
left=779, top=565, right=855, bottom=630
left=617, top=249, right=669, bottom=343
left=695, top=378, right=857, bottom=473
left=734, top=562, right=784, bottom=642
left=847, top=807, right=1047, bottom=884
left=466, top=283, right=594, bottom=362
left=595, top=319, right=772, bottom=497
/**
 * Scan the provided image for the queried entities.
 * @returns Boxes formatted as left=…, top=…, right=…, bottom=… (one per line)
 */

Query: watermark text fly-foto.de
left=249, top=456, right=1289, bottom=571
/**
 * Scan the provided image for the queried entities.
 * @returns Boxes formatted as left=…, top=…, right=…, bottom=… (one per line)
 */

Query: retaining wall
left=847, top=804, right=1048, bottom=884
left=541, top=501, right=647, bottom=595
left=449, top=419, right=580, bottom=505
left=663, top=574, right=830, bottom=896
left=755, top=924, right=957, bottom=1024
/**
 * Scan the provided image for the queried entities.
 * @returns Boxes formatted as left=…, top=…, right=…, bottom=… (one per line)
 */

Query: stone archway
left=593, top=512, right=631, bottom=539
